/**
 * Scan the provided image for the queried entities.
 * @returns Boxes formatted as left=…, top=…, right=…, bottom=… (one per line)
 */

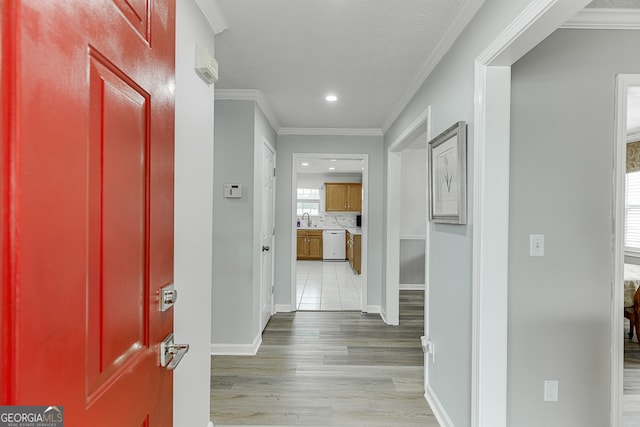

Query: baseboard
left=275, top=304, right=292, bottom=312
left=425, top=384, right=454, bottom=427
left=380, top=305, right=388, bottom=324
left=366, top=305, right=381, bottom=314
left=207, top=422, right=213, bottom=427
left=210, top=333, right=262, bottom=356
left=400, top=283, right=425, bottom=291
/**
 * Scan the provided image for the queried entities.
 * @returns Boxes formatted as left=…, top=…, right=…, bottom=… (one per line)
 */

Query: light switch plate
left=530, top=234, right=544, bottom=257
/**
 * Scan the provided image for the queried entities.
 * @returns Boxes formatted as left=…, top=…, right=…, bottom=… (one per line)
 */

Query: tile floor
left=296, top=260, right=362, bottom=310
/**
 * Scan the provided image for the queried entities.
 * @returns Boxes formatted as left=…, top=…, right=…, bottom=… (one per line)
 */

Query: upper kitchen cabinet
left=325, top=183, right=362, bottom=212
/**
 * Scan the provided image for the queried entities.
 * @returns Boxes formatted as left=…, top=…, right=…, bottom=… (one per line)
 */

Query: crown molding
left=278, top=128, right=383, bottom=137
left=215, top=89, right=280, bottom=132
left=381, top=0, right=485, bottom=133
left=561, top=8, right=640, bottom=29
left=195, top=0, right=228, bottom=35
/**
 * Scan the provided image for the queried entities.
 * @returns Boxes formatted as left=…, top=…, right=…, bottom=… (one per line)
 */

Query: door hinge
left=273, top=167, right=276, bottom=177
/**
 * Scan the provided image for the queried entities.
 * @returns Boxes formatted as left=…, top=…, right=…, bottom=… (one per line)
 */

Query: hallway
left=210, top=290, right=435, bottom=426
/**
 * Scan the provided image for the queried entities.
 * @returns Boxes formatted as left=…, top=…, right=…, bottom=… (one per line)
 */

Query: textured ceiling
left=213, top=0, right=467, bottom=130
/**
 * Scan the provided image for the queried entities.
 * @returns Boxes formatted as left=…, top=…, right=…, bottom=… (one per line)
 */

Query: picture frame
left=428, top=121, right=467, bottom=224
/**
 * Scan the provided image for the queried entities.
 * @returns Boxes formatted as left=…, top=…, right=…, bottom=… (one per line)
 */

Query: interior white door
left=261, top=141, right=276, bottom=331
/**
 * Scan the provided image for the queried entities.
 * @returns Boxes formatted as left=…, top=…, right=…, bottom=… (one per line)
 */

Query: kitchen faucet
left=302, top=212, right=311, bottom=227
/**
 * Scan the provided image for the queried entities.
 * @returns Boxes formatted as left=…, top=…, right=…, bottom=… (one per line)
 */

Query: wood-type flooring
left=210, top=290, right=437, bottom=426
left=625, top=320, right=640, bottom=425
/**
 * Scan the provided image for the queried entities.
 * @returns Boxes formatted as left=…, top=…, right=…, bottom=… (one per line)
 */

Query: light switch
left=530, top=234, right=544, bottom=256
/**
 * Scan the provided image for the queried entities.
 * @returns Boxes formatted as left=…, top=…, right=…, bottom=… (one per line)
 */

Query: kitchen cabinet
left=325, top=183, right=362, bottom=212
left=297, top=229, right=323, bottom=260
left=346, top=230, right=361, bottom=274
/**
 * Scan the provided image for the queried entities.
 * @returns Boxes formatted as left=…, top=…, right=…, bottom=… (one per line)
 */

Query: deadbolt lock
left=159, top=283, right=177, bottom=312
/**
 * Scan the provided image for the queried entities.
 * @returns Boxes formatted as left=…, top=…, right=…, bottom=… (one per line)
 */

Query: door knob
left=262, top=245, right=270, bottom=252
left=160, top=333, right=189, bottom=370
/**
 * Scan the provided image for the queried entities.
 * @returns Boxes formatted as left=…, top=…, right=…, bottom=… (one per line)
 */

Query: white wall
left=298, top=173, right=362, bottom=190
left=509, top=28, right=640, bottom=426
left=275, top=134, right=384, bottom=307
left=174, top=1, right=215, bottom=426
left=399, top=149, right=427, bottom=287
left=400, top=149, right=427, bottom=237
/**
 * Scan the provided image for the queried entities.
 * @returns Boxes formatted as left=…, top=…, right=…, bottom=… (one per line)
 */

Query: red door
left=1, top=1, right=176, bottom=426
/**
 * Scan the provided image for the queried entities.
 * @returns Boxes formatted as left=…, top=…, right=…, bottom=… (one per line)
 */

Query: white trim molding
left=471, top=1, right=589, bottom=426
left=628, top=127, right=640, bottom=142
left=195, top=0, right=228, bottom=35
left=275, top=304, right=293, bottom=313
left=366, top=305, right=381, bottom=314
left=611, top=74, right=640, bottom=427
left=425, top=385, right=455, bottom=427
left=278, top=127, right=383, bottom=136
left=207, top=422, right=214, bottom=427
left=215, top=89, right=280, bottom=132
left=562, top=8, right=640, bottom=30
left=381, top=0, right=485, bottom=133
left=210, top=334, right=262, bottom=356
left=400, top=283, right=425, bottom=291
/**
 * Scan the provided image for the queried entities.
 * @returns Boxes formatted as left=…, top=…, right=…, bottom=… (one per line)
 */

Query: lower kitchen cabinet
left=346, top=230, right=361, bottom=274
left=297, top=229, right=323, bottom=260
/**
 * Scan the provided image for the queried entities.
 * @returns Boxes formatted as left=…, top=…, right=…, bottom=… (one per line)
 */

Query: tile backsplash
left=297, top=212, right=357, bottom=229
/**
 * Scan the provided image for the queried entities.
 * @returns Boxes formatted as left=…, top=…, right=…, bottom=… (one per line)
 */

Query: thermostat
left=224, top=184, right=243, bottom=198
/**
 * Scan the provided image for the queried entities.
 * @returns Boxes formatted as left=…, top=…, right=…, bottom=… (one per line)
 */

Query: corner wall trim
left=214, top=89, right=280, bottom=132
left=278, top=127, right=383, bottom=137
left=210, top=334, right=262, bottom=356
left=194, top=0, right=228, bottom=34
left=561, top=8, right=640, bottom=30
left=381, top=0, right=485, bottom=133
left=425, top=385, right=454, bottom=427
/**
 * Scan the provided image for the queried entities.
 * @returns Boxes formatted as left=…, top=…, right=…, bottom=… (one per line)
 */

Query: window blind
left=625, top=171, right=640, bottom=251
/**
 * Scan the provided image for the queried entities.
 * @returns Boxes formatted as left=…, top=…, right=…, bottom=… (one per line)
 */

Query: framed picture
left=428, top=121, right=467, bottom=224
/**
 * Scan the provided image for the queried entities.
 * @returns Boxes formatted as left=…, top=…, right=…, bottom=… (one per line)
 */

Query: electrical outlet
left=544, top=380, right=558, bottom=401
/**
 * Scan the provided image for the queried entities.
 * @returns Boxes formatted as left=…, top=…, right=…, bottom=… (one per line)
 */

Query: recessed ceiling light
left=301, top=162, right=309, bottom=166
left=326, top=94, right=337, bottom=102
left=329, top=167, right=336, bottom=170
left=330, top=159, right=337, bottom=162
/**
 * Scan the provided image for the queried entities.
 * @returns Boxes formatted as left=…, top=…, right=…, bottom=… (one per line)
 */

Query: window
left=626, top=171, right=640, bottom=251
left=297, top=188, right=320, bottom=216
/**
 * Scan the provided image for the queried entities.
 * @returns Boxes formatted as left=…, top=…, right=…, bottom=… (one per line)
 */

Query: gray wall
left=174, top=1, right=215, bottom=425
left=212, top=100, right=277, bottom=347
left=382, top=0, right=579, bottom=424
left=212, top=100, right=257, bottom=345
left=275, top=134, right=384, bottom=307
left=509, top=29, right=640, bottom=426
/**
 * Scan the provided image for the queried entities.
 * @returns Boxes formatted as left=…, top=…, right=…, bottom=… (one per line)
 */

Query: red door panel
left=1, top=1, right=176, bottom=426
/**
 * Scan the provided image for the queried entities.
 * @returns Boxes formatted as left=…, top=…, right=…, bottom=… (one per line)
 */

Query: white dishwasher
left=322, top=229, right=346, bottom=261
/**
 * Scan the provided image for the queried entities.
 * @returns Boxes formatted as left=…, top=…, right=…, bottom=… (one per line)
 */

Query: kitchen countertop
left=296, top=226, right=361, bottom=235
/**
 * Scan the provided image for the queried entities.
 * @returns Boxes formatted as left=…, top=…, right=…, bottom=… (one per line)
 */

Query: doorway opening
left=385, top=107, right=431, bottom=326
left=614, top=74, right=640, bottom=425
left=290, top=153, right=369, bottom=312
